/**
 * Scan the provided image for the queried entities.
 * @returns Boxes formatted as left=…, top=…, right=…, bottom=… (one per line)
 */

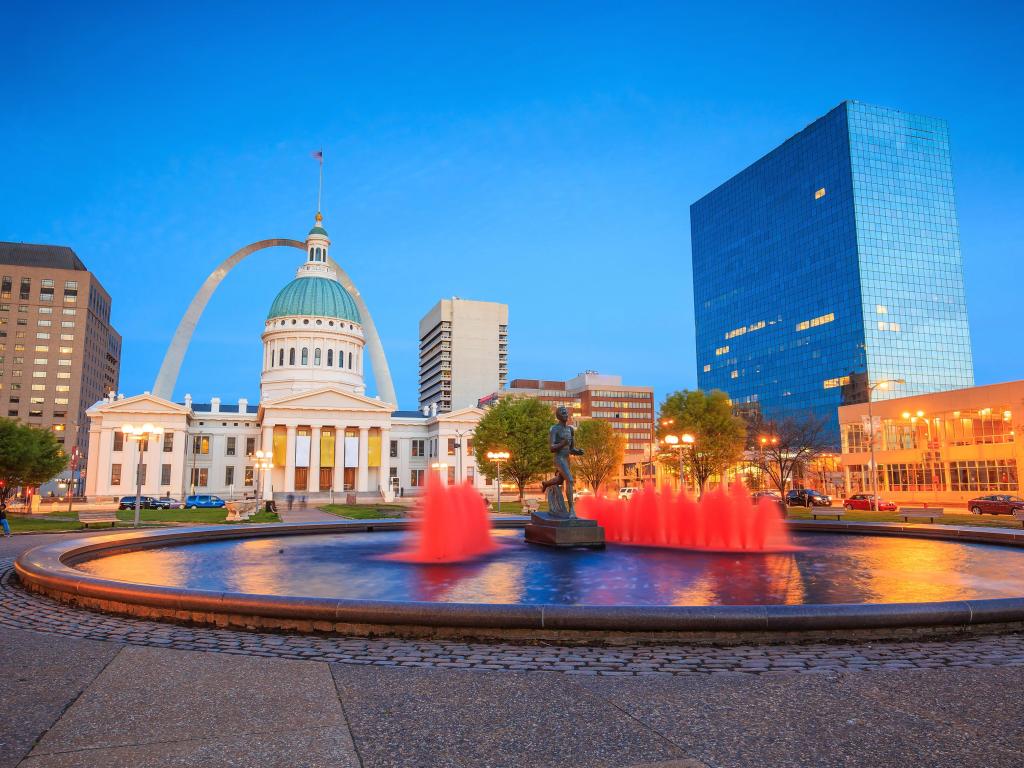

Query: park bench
left=809, top=507, right=845, bottom=521
left=523, top=499, right=540, bottom=515
left=897, top=507, right=945, bottom=524
left=1012, top=510, right=1024, bottom=528
left=78, top=510, right=118, bottom=528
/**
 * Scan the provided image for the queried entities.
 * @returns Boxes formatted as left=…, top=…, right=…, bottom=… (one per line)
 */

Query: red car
left=843, top=494, right=897, bottom=512
left=968, top=495, right=1024, bottom=516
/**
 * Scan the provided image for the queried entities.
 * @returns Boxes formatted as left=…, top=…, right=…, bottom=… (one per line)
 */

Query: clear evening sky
left=2, top=2, right=1021, bottom=408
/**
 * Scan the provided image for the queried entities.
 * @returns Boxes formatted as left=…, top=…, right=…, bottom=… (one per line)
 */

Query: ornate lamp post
left=453, top=428, right=473, bottom=484
left=486, top=450, right=510, bottom=514
left=253, top=450, right=274, bottom=513
left=867, top=378, right=905, bottom=514
left=121, top=423, right=164, bottom=528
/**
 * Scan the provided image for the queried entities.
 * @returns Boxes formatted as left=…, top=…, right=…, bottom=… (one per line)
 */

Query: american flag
left=311, top=150, right=323, bottom=162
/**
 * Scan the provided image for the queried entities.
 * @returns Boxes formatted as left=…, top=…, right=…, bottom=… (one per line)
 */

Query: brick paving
left=5, top=558, right=1024, bottom=676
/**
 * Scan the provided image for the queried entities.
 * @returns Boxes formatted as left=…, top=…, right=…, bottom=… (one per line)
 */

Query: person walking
left=286, top=493, right=295, bottom=512
left=0, top=502, right=10, bottom=538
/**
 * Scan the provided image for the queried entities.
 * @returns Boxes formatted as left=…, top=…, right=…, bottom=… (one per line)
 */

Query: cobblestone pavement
left=5, top=559, right=1024, bottom=677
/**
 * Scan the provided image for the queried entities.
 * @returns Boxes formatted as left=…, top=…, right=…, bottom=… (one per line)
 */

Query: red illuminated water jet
left=577, top=481, right=797, bottom=553
left=384, top=473, right=497, bottom=563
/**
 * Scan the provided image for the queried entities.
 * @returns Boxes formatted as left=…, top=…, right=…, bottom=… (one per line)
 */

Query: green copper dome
left=267, top=277, right=361, bottom=322
left=308, top=226, right=328, bottom=236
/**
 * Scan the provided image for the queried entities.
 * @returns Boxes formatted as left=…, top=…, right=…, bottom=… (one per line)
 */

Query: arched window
left=279, top=349, right=284, bottom=366
left=327, top=349, right=333, bottom=366
left=338, top=349, right=345, bottom=368
left=314, top=348, right=321, bottom=366
left=348, top=351, right=353, bottom=369
left=301, top=347, right=309, bottom=365
left=269, top=347, right=274, bottom=367
left=289, top=348, right=295, bottom=365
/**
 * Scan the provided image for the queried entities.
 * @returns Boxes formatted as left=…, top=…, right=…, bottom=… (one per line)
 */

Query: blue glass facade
left=691, top=101, right=973, bottom=445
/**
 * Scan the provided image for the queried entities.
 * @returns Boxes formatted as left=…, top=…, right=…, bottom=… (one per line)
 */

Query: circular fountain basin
left=16, top=519, right=1024, bottom=641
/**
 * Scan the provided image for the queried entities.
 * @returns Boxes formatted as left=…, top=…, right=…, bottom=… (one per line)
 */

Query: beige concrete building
left=838, top=380, right=1024, bottom=505
left=84, top=213, right=488, bottom=503
left=479, top=372, right=655, bottom=487
left=419, top=298, right=508, bottom=413
left=0, top=243, right=121, bottom=487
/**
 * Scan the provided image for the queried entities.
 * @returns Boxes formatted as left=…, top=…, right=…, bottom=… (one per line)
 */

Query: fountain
left=384, top=472, right=496, bottom=563
left=577, top=480, right=796, bottom=553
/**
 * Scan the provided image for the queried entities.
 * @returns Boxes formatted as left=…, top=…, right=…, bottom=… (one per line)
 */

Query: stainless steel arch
left=152, top=239, right=398, bottom=406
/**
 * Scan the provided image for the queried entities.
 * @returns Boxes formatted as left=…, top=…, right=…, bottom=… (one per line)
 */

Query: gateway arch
left=152, top=238, right=398, bottom=407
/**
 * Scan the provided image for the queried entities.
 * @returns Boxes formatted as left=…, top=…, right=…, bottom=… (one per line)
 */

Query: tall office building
left=0, top=243, right=121, bottom=465
left=692, top=101, right=974, bottom=444
left=419, top=297, right=508, bottom=412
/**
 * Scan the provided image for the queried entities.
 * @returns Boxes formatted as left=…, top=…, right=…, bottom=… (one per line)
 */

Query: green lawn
left=321, top=504, right=407, bottom=520
left=486, top=500, right=548, bottom=515
left=785, top=506, right=1023, bottom=529
left=6, top=507, right=280, bottom=533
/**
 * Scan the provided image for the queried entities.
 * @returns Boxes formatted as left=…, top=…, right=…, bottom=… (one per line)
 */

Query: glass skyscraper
left=691, top=101, right=973, bottom=445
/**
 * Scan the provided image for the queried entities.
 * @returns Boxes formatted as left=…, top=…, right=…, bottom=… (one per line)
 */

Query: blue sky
left=2, top=1, right=1021, bottom=407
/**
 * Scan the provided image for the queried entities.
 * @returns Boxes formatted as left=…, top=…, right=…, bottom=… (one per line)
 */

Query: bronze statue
left=540, top=405, right=584, bottom=517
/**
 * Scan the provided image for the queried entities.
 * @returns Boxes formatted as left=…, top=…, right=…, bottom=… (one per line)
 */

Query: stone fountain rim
left=13, top=518, right=1024, bottom=637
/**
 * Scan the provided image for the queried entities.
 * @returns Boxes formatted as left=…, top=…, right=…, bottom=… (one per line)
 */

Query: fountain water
left=577, top=481, right=796, bottom=553
left=384, top=473, right=497, bottom=563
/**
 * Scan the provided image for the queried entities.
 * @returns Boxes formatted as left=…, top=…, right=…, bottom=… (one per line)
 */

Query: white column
left=357, top=426, right=369, bottom=492
left=310, top=426, right=321, bottom=493
left=333, top=426, right=345, bottom=492
left=86, top=428, right=105, bottom=497
left=285, top=426, right=297, bottom=493
left=379, top=428, right=391, bottom=497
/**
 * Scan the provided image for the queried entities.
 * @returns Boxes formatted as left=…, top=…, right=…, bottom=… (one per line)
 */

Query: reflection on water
left=74, top=529, right=1024, bottom=607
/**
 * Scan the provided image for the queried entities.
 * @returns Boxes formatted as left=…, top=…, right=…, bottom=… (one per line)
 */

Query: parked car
left=618, top=487, right=638, bottom=501
left=843, top=494, right=897, bottom=512
left=573, top=488, right=593, bottom=502
left=150, top=496, right=183, bottom=510
left=117, top=495, right=157, bottom=510
left=751, top=490, right=785, bottom=511
left=967, top=495, right=1024, bottom=516
left=184, top=495, right=226, bottom=509
left=786, top=489, right=832, bottom=507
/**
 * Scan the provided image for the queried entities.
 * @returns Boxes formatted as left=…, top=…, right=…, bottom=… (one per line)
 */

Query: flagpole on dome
left=312, top=148, right=324, bottom=216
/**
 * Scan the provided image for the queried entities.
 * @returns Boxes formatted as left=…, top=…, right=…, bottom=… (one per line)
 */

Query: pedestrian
left=300, top=494, right=307, bottom=506
left=0, top=502, right=10, bottom=538
left=287, top=493, right=295, bottom=512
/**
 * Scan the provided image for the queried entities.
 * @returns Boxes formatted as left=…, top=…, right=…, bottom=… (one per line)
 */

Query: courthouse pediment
left=261, top=386, right=394, bottom=415
left=86, top=393, right=190, bottom=418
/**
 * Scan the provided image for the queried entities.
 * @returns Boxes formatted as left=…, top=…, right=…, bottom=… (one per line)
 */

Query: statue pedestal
left=524, top=489, right=605, bottom=549
left=524, top=513, right=605, bottom=549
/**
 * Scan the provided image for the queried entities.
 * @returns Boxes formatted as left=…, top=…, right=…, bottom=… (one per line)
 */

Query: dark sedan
left=843, top=494, right=898, bottom=512
left=968, top=495, right=1024, bottom=516
left=117, top=495, right=157, bottom=510
left=786, top=489, right=832, bottom=507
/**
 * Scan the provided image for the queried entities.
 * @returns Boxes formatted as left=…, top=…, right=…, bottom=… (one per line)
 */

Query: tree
left=657, top=389, right=746, bottom=496
left=0, top=418, right=68, bottom=505
left=573, top=420, right=624, bottom=494
left=472, top=397, right=552, bottom=502
left=746, top=413, right=830, bottom=500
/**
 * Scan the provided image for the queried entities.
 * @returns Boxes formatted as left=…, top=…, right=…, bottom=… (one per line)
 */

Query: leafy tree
left=657, top=389, right=746, bottom=496
left=473, top=397, right=552, bottom=502
left=0, top=418, right=68, bottom=504
left=746, top=412, right=830, bottom=500
left=573, top=419, right=624, bottom=493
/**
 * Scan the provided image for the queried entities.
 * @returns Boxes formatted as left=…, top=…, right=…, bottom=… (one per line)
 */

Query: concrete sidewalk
left=3, top=630, right=1023, bottom=768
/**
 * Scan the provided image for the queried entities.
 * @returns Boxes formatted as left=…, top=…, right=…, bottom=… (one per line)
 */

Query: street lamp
left=252, top=450, right=274, bottom=513
left=453, top=428, right=473, bottom=485
left=486, top=450, right=510, bottom=514
left=866, top=378, right=905, bottom=514
left=121, top=423, right=164, bottom=528
left=663, top=434, right=695, bottom=493
left=758, top=435, right=778, bottom=491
